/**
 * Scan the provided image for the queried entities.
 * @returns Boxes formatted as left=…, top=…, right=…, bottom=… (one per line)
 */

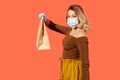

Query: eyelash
left=66, top=15, right=77, bottom=18
left=73, top=16, right=77, bottom=17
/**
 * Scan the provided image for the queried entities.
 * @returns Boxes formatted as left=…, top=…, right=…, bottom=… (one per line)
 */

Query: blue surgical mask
left=67, top=18, right=79, bottom=28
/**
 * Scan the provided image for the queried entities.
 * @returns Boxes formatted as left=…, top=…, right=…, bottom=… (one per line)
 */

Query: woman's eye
left=73, top=15, right=77, bottom=17
left=66, top=15, right=77, bottom=18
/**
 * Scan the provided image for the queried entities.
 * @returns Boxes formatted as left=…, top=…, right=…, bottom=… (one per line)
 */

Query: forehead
left=67, top=10, right=76, bottom=15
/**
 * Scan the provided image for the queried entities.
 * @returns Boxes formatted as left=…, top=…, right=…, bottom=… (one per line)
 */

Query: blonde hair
left=67, top=5, right=90, bottom=32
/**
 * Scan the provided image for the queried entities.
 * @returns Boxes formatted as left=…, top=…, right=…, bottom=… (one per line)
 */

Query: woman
left=39, top=4, right=90, bottom=80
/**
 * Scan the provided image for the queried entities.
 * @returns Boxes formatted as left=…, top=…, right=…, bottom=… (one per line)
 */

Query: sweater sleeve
left=45, top=20, right=69, bottom=34
left=75, top=37, right=90, bottom=80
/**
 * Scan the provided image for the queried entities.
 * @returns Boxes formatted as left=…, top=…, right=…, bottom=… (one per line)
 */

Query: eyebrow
left=67, top=13, right=76, bottom=15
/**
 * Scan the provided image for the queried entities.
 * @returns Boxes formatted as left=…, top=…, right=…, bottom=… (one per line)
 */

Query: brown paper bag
left=36, top=18, right=50, bottom=50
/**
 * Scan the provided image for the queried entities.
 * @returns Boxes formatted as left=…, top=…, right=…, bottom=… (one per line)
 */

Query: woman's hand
left=38, top=13, right=45, bottom=19
left=38, top=13, right=49, bottom=25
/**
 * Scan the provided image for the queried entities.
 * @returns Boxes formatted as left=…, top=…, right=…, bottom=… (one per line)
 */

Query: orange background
left=0, top=0, right=120, bottom=80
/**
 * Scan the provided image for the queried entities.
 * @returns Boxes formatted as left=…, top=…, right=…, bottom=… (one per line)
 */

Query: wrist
left=44, top=18, right=50, bottom=25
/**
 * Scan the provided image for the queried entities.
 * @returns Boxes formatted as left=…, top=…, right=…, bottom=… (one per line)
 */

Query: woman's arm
left=75, top=37, right=90, bottom=80
left=44, top=19, right=69, bottom=34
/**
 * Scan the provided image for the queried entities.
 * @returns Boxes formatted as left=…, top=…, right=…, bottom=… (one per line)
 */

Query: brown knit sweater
left=46, top=20, right=89, bottom=80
